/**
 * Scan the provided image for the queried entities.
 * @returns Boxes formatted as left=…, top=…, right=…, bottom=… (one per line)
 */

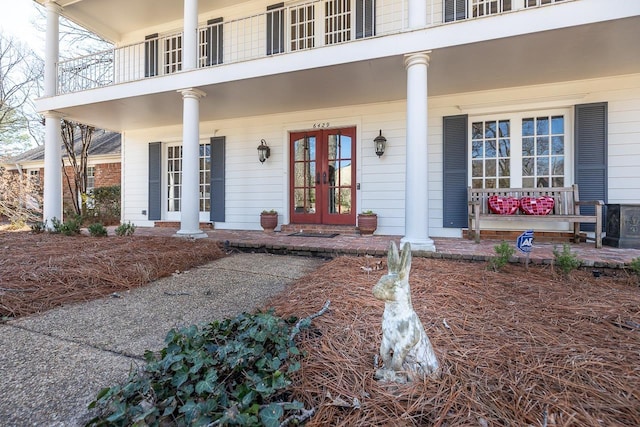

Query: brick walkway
left=131, top=227, right=640, bottom=268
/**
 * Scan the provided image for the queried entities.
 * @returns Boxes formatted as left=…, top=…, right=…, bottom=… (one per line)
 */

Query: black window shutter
left=144, top=34, right=158, bottom=77
left=210, top=136, right=226, bottom=222
left=356, top=0, right=375, bottom=39
left=266, top=3, right=285, bottom=55
left=444, top=0, right=466, bottom=22
left=148, top=142, right=162, bottom=221
left=206, top=18, right=224, bottom=66
left=575, top=102, right=607, bottom=231
left=443, top=115, right=468, bottom=228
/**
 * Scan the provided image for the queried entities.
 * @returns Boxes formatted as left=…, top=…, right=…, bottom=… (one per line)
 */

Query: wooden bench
left=468, top=184, right=604, bottom=248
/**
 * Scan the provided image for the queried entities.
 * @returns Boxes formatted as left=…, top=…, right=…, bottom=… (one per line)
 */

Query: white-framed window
left=166, top=143, right=211, bottom=213
left=470, top=109, right=570, bottom=189
left=163, top=33, right=182, bottom=74
left=290, top=3, right=316, bottom=51
left=325, top=0, right=352, bottom=45
left=86, top=166, right=96, bottom=192
left=471, top=0, right=511, bottom=17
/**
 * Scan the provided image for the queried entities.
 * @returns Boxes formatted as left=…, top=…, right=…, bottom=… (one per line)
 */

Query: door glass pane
left=326, top=132, right=352, bottom=215
left=292, top=136, right=316, bottom=213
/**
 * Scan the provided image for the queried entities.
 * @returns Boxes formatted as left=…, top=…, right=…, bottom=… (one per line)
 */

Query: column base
left=174, top=229, right=209, bottom=239
left=401, top=236, right=436, bottom=252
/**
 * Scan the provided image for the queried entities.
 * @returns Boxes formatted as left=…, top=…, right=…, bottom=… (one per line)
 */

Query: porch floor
left=128, top=227, right=640, bottom=268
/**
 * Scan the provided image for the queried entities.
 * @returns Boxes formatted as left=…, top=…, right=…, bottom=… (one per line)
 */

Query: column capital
left=44, top=0, right=63, bottom=13
left=178, top=88, right=207, bottom=99
left=42, top=110, right=64, bottom=120
left=404, top=51, right=431, bottom=69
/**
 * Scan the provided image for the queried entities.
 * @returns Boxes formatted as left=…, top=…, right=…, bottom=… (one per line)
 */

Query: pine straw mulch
left=266, top=257, right=640, bottom=427
left=0, top=231, right=225, bottom=319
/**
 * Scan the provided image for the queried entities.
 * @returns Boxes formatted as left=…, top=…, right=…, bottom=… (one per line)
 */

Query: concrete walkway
left=0, top=253, right=325, bottom=426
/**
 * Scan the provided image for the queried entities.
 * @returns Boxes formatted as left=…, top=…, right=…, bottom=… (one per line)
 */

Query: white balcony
left=55, top=0, right=570, bottom=95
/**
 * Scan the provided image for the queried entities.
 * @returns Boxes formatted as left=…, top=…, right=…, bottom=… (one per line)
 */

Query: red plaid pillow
left=519, top=196, right=555, bottom=215
left=488, top=195, right=519, bottom=215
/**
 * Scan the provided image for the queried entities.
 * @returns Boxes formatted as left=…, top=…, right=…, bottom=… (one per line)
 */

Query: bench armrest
left=576, top=200, right=604, bottom=206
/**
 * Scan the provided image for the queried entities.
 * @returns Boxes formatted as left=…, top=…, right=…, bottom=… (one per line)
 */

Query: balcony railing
left=56, top=0, right=567, bottom=95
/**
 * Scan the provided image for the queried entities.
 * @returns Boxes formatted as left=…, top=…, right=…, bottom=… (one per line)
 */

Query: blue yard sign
left=516, top=230, right=534, bottom=254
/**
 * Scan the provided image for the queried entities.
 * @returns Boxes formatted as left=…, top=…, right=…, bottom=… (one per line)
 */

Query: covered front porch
left=126, top=226, right=640, bottom=267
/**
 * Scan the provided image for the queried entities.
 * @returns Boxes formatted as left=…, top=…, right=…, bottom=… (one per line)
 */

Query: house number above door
left=312, top=122, right=330, bottom=128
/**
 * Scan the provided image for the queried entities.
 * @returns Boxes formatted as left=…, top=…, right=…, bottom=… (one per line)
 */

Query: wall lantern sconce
left=374, top=130, right=386, bottom=157
left=257, top=139, right=271, bottom=163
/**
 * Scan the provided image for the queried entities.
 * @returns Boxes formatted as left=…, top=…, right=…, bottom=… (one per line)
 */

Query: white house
left=34, top=0, right=640, bottom=250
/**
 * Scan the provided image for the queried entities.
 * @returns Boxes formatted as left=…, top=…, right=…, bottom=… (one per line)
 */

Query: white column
left=43, top=111, right=63, bottom=227
left=401, top=52, right=435, bottom=252
left=176, top=88, right=207, bottom=239
left=183, top=0, right=198, bottom=70
left=44, top=1, right=61, bottom=97
left=408, top=0, right=427, bottom=28
left=43, top=2, right=63, bottom=228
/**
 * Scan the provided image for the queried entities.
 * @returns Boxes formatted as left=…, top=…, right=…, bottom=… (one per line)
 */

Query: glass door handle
left=323, top=172, right=328, bottom=184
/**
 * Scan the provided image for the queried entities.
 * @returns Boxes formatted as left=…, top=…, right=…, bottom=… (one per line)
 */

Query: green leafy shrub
left=30, top=221, right=46, bottom=233
left=629, top=257, right=640, bottom=279
left=114, top=221, right=136, bottom=236
left=88, top=223, right=108, bottom=237
left=488, top=241, right=515, bottom=271
left=86, top=185, right=121, bottom=226
left=87, top=310, right=311, bottom=427
left=50, top=216, right=82, bottom=236
left=553, top=244, right=581, bottom=277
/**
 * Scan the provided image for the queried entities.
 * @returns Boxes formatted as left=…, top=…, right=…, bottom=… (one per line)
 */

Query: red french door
left=290, top=127, right=356, bottom=225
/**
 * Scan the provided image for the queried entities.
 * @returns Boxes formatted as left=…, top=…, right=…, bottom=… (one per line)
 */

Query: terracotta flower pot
left=260, top=212, right=278, bottom=232
left=358, top=213, right=377, bottom=235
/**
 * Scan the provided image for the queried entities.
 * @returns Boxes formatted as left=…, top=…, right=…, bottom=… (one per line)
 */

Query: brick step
left=154, top=221, right=214, bottom=229
left=462, top=229, right=586, bottom=242
left=280, top=224, right=360, bottom=236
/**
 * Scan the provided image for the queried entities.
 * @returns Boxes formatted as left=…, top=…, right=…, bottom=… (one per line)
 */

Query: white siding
left=122, top=73, right=640, bottom=236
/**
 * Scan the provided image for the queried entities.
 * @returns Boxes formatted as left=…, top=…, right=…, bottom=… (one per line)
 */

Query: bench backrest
left=468, top=185, right=580, bottom=216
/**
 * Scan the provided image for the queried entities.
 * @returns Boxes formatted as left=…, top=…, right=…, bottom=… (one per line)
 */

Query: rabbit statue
left=373, top=241, right=439, bottom=382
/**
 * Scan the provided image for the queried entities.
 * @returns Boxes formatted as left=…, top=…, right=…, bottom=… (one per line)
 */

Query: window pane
left=536, top=117, right=549, bottom=134
left=552, top=177, right=564, bottom=187
left=551, top=136, right=564, bottom=154
left=485, top=179, right=496, bottom=188
left=472, top=160, right=484, bottom=177
left=537, top=177, right=549, bottom=187
left=485, top=121, right=497, bottom=138
left=486, top=159, right=496, bottom=176
left=498, top=120, right=510, bottom=137
left=537, top=158, right=549, bottom=175
left=472, top=141, right=483, bottom=158
left=472, top=122, right=483, bottom=139
left=536, top=136, right=549, bottom=155
left=551, top=116, right=564, bottom=134
left=522, top=138, right=534, bottom=156
left=499, top=158, right=510, bottom=177
left=552, top=156, right=564, bottom=175
left=523, top=177, right=534, bottom=187
left=499, top=139, right=510, bottom=157
left=485, top=141, right=496, bottom=158
left=522, top=118, right=534, bottom=136
left=499, top=178, right=510, bottom=188
left=472, top=179, right=483, bottom=189
left=522, top=158, right=534, bottom=176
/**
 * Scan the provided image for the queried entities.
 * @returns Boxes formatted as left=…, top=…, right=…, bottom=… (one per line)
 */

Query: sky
left=0, top=0, right=45, bottom=54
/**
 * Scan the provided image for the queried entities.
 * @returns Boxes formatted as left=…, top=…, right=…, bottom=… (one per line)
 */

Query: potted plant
left=357, top=210, right=377, bottom=235
left=260, top=210, right=278, bottom=232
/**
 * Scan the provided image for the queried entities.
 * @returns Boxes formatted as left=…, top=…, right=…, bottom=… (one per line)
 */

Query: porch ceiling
left=54, top=17, right=640, bottom=132
left=35, top=0, right=246, bottom=43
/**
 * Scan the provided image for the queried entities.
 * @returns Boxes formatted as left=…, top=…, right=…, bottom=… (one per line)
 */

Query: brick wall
left=62, top=162, right=121, bottom=213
